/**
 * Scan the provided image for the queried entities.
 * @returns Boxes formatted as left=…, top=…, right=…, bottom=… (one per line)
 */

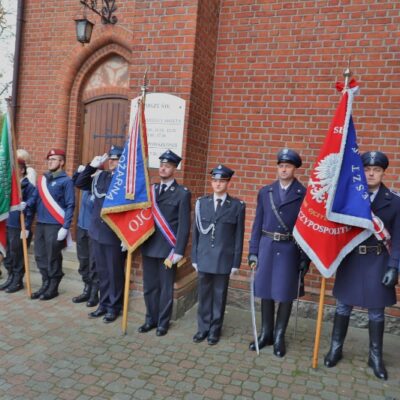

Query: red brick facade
left=15, top=1, right=400, bottom=316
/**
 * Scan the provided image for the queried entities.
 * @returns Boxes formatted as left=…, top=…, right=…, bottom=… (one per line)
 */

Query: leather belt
left=262, top=230, right=292, bottom=241
left=357, top=243, right=383, bottom=255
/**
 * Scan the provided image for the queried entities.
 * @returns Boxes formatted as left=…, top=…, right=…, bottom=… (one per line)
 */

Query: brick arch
left=60, top=31, right=133, bottom=171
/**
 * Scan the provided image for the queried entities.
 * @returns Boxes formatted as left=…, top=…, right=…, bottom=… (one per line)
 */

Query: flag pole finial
left=141, top=69, right=148, bottom=98
left=343, top=60, right=352, bottom=90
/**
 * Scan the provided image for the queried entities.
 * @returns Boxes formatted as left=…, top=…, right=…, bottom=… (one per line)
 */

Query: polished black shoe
left=193, top=331, right=208, bottom=343
left=156, top=327, right=168, bottom=336
left=86, top=287, right=99, bottom=307
left=88, top=307, right=107, bottom=318
left=72, top=283, right=91, bottom=304
left=31, top=279, right=50, bottom=300
left=138, top=323, right=157, bottom=333
left=207, top=335, right=219, bottom=345
left=0, top=274, right=14, bottom=291
left=103, top=312, right=118, bottom=323
left=5, top=281, right=23, bottom=293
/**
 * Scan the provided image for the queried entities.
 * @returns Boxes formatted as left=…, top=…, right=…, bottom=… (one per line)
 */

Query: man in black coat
left=324, top=151, right=400, bottom=380
left=138, top=150, right=191, bottom=336
left=191, top=165, right=245, bottom=345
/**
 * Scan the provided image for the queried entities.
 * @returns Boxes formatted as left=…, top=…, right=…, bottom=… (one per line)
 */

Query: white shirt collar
left=213, top=193, right=227, bottom=204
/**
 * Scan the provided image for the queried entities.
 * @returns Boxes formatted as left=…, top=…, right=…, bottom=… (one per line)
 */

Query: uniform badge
left=51, top=181, right=56, bottom=187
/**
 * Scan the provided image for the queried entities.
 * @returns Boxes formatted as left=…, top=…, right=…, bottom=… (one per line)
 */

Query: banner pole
left=121, top=250, right=133, bottom=335
left=312, top=276, right=326, bottom=369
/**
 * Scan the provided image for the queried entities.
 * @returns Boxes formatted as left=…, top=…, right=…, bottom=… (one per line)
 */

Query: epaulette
left=390, top=189, right=400, bottom=198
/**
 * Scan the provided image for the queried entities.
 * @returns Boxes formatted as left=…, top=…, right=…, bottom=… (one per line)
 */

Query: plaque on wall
left=130, top=93, right=186, bottom=169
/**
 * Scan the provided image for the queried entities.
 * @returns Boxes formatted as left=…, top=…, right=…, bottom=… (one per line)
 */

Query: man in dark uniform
left=138, top=150, right=191, bottom=336
left=325, top=151, right=399, bottom=380
left=75, top=145, right=126, bottom=323
left=32, top=149, right=75, bottom=300
left=191, top=165, right=245, bottom=345
left=0, top=159, right=37, bottom=293
left=248, top=148, right=309, bottom=357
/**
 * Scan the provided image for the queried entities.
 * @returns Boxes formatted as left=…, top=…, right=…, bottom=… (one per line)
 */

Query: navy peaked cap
left=277, top=148, right=302, bottom=168
left=159, top=149, right=182, bottom=166
left=210, top=164, right=234, bottom=180
left=108, top=145, right=123, bottom=159
left=361, top=151, right=389, bottom=170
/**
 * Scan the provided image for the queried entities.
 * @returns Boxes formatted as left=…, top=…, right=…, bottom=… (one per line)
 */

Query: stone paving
left=0, top=268, right=399, bottom=400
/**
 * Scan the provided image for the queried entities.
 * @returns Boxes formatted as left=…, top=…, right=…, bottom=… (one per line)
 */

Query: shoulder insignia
left=183, top=186, right=188, bottom=191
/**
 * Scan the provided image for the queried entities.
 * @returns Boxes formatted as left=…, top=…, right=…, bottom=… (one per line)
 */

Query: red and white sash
left=38, top=175, right=65, bottom=225
left=372, top=213, right=391, bottom=253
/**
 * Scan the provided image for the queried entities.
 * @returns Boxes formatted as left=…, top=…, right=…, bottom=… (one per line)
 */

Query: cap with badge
left=361, top=151, right=389, bottom=170
left=108, top=145, right=124, bottom=160
left=210, top=164, right=234, bottom=180
left=277, top=148, right=302, bottom=168
left=46, top=149, right=66, bottom=159
left=159, top=149, right=182, bottom=167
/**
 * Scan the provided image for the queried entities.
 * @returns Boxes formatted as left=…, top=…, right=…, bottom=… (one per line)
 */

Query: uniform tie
left=160, top=183, right=167, bottom=195
left=215, top=198, right=223, bottom=214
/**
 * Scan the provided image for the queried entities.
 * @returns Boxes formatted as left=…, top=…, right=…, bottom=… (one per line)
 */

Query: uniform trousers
left=91, top=240, right=125, bottom=313
left=197, top=272, right=230, bottom=337
left=4, top=227, right=31, bottom=277
left=142, top=256, right=176, bottom=329
left=336, top=301, right=384, bottom=322
left=34, top=223, right=64, bottom=280
left=76, top=227, right=97, bottom=286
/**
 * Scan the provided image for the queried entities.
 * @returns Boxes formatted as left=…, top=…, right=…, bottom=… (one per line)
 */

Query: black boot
left=368, top=320, right=388, bottom=380
left=273, top=301, right=293, bottom=358
left=40, top=278, right=61, bottom=301
left=86, top=284, right=99, bottom=307
left=249, top=299, right=274, bottom=351
left=324, top=313, right=350, bottom=367
left=72, top=283, right=91, bottom=304
left=0, top=273, right=14, bottom=290
left=31, top=278, right=50, bottom=299
left=5, top=275, right=24, bottom=293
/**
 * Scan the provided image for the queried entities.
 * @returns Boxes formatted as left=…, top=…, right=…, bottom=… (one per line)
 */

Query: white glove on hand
left=121, top=242, right=127, bottom=252
left=172, top=253, right=183, bottom=264
left=77, top=164, right=85, bottom=173
left=192, top=263, right=198, bottom=272
left=90, top=153, right=108, bottom=168
left=57, top=227, right=68, bottom=241
left=20, top=201, right=27, bottom=211
left=230, top=268, right=239, bottom=277
left=20, top=230, right=29, bottom=239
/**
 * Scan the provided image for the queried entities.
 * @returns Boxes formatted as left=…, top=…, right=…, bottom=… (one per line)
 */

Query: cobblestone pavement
left=0, top=269, right=399, bottom=400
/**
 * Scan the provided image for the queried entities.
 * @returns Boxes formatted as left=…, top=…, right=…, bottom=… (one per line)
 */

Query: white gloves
left=230, top=268, right=239, bottom=277
left=57, top=227, right=69, bottom=241
left=90, top=153, right=108, bottom=168
left=20, top=230, right=29, bottom=239
left=172, top=253, right=183, bottom=264
left=121, top=242, right=127, bottom=252
left=77, top=164, right=85, bottom=173
left=192, top=263, right=198, bottom=272
left=20, top=201, right=26, bottom=211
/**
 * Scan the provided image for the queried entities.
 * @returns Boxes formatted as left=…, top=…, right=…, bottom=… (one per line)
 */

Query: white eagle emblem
left=309, top=153, right=340, bottom=204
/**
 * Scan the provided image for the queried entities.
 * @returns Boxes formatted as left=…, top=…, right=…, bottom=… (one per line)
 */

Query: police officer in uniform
left=32, top=149, right=75, bottom=300
left=75, top=145, right=126, bottom=323
left=325, top=151, right=400, bottom=380
left=191, top=165, right=245, bottom=345
left=248, top=148, right=309, bottom=357
left=139, top=150, right=191, bottom=336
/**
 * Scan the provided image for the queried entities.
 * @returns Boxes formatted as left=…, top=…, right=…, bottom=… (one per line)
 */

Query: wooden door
left=81, top=96, right=129, bottom=164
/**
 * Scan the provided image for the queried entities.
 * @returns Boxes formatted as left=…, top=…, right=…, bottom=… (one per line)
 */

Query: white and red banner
left=293, top=82, right=375, bottom=278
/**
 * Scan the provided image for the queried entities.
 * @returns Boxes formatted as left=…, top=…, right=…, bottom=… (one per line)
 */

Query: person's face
left=108, top=158, right=119, bottom=172
left=19, top=165, right=26, bottom=177
left=364, top=165, right=385, bottom=190
left=47, top=156, right=64, bottom=172
left=277, top=162, right=296, bottom=182
left=159, top=162, right=176, bottom=180
left=211, top=178, right=229, bottom=195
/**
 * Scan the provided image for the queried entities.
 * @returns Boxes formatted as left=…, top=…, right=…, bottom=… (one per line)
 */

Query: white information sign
left=130, top=93, right=186, bottom=169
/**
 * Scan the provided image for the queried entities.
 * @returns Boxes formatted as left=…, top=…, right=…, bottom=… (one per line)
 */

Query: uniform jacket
left=36, top=171, right=75, bottom=229
left=72, top=171, right=94, bottom=231
left=74, top=165, right=120, bottom=245
left=7, top=177, right=37, bottom=230
left=141, top=180, right=191, bottom=258
left=191, top=194, right=245, bottom=274
left=333, top=184, right=400, bottom=308
left=249, top=179, right=307, bottom=301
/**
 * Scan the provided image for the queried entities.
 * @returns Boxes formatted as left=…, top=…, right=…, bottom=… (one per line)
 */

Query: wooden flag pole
left=7, top=105, right=32, bottom=297
left=121, top=250, right=133, bottom=335
left=312, top=276, right=326, bottom=369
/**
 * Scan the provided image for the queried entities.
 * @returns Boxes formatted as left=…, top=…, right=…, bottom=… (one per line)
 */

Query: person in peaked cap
left=139, top=149, right=191, bottom=337
left=75, top=145, right=126, bottom=323
left=191, top=165, right=245, bottom=345
left=32, top=148, right=75, bottom=300
left=248, top=148, right=309, bottom=357
left=325, top=150, right=399, bottom=380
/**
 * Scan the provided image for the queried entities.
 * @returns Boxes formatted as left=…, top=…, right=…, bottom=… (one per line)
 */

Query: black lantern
left=75, top=17, right=94, bottom=44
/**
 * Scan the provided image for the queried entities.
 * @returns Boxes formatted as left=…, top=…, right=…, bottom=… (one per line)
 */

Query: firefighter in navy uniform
left=75, top=145, right=126, bottom=323
left=32, top=149, right=75, bottom=301
left=248, top=148, right=309, bottom=357
left=325, top=151, right=400, bottom=380
left=191, top=165, right=245, bottom=345
left=138, top=150, right=191, bottom=337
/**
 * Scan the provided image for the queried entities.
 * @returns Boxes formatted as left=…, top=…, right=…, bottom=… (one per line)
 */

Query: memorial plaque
left=130, top=93, right=186, bottom=169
